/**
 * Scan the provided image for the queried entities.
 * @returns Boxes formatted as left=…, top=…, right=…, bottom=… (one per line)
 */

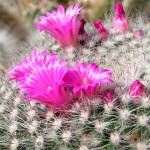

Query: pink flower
left=113, top=2, right=129, bottom=34
left=9, top=50, right=72, bottom=110
left=129, top=80, right=146, bottom=97
left=8, top=50, right=56, bottom=82
left=63, top=61, right=114, bottom=98
left=103, top=91, right=114, bottom=103
left=34, top=4, right=83, bottom=48
left=135, top=29, right=143, bottom=39
left=93, top=20, right=109, bottom=40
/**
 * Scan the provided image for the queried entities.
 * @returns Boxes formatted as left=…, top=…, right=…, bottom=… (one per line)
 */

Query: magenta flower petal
left=34, top=4, right=83, bottom=48
left=9, top=50, right=73, bottom=110
left=76, top=61, right=88, bottom=78
left=73, top=86, right=81, bottom=94
left=8, top=49, right=56, bottom=82
left=63, top=61, right=114, bottom=98
left=63, top=67, right=82, bottom=87
left=113, top=2, right=129, bottom=34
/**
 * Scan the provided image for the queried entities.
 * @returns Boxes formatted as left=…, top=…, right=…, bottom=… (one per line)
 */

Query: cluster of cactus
left=0, top=2, right=150, bottom=150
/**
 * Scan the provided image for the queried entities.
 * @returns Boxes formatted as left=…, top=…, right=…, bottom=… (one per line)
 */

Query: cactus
left=0, top=76, right=150, bottom=150
left=1, top=2, right=150, bottom=150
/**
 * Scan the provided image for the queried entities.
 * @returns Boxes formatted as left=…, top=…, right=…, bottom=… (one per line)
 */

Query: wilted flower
left=135, top=29, right=143, bottom=39
left=129, top=80, right=146, bottom=97
left=9, top=50, right=72, bottom=110
left=78, top=18, right=86, bottom=35
left=93, top=20, right=109, bottom=40
left=78, top=18, right=88, bottom=45
left=103, top=91, right=114, bottom=103
left=63, top=61, right=114, bottom=98
left=113, top=2, right=129, bottom=34
left=34, top=4, right=83, bottom=48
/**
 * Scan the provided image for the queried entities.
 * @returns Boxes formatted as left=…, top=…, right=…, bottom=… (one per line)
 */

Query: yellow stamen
left=47, top=86, right=52, bottom=91
left=83, top=78, right=88, bottom=84
left=31, top=70, right=34, bottom=75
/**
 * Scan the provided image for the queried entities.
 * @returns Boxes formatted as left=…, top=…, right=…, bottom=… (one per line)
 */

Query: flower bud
left=129, top=80, right=146, bottom=97
left=113, top=2, right=129, bottom=34
left=93, top=20, right=109, bottom=40
left=103, top=91, right=114, bottom=103
left=135, top=29, right=143, bottom=39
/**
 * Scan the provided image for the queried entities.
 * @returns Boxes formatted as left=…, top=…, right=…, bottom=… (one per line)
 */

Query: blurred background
left=1, top=0, right=150, bottom=26
left=0, top=0, right=150, bottom=73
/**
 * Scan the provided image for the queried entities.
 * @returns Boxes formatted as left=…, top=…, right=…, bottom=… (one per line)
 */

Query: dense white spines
left=79, top=109, right=89, bottom=123
left=110, top=132, right=120, bottom=145
left=8, top=121, right=18, bottom=133
left=0, top=85, right=6, bottom=93
left=136, top=141, right=147, bottom=150
left=28, top=120, right=38, bottom=133
left=10, top=138, right=19, bottom=150
left=10, top=107, right=18, bottom=119
left=138, top=114, right=149, bottom=126
left=119, top=108, right=130, bottom=120
left=45, top=129, right=57, bottom=140
left=51, top=118, right=62, bottom=130
left=46, top=110, right=54, bottom=121
left=0, top=103, right=5, bottom=113
left=79, top=145, right=89, bottom=150
left=0, top=79, right=150, bottom=150
left=95, top=119, right=107, bottom=133
left=27, top=109, right=36, bottom=120
left=29, top=101, right=37, bottom=107
left=141, top=96, right=150, bottom=107
left=1, top=76, right=150, bottom=150
left=121, top=94, right=131, bottom=104
left=13, top=97, right=21, bottom=106
left=35, top=136, right=44, bottom=149
left=104, top=102, right=114, bottom=113
left=62, top=129, right=71, bottom=142
left=3, top=90, right=12, bottom=99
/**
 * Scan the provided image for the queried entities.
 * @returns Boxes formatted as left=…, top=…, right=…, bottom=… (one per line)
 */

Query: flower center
left=83, top=78, right=88, bottom=84
left=47, top=86, right=52, bottom=91
left=31, top=70, right=34, bottom=75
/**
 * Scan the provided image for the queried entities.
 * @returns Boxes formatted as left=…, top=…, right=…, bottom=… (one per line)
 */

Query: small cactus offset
left=1, top=2, right=150, bottom=150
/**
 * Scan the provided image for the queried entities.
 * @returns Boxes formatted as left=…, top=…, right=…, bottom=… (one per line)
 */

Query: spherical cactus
left=1, top=2, right=150, bottom=150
